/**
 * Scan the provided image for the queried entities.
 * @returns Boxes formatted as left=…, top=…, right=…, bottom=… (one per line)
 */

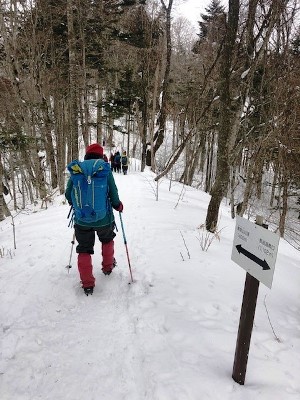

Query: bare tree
left=152, top=0, right=174, bottom=160
left=205, top=0, right=239, bottom=232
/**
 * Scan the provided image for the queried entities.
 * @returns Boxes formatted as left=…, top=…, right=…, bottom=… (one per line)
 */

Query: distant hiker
left=114, top=151, right=121, bottom=173
left=109, top=152, right=116, bottom=172
left=121, top=151, right=129, bottom=175
left=103, top=154, right=108, bottom=162
left=65, top=143, right=123, bottom=296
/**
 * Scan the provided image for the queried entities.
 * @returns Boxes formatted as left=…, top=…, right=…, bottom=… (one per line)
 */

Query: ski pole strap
left=119, top=212, right=127, bottom=244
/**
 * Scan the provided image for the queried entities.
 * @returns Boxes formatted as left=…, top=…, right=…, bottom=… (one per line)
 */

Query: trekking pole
left=119, top=212, right=134, bottom=283
left=66, top=230, right=75, bottom=272
left=67, top=205, right=73, bottom=219
left=67, top=205, right=74, bottom=228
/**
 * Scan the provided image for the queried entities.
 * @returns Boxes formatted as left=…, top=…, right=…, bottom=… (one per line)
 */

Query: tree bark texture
left=205, top=0, right=240, bottom=232
left=153, top=0, right=173, bottom=156
left=67, top=0, right=79, bottom=161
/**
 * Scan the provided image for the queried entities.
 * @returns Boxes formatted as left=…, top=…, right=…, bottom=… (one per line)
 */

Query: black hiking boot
left=83, top=286, right=94, bottom=296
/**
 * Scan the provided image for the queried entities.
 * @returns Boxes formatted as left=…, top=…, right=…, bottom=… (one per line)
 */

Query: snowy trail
left=1, top=171, right=194, bottom=400
left=0, top=172, right=157, bottom=400
left=1, top=169, right=300, bottom=400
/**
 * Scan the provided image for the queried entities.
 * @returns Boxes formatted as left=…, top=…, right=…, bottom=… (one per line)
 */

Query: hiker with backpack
left=65, top=143, right=123, bottom=296
left=109, top=152, right=115, bottom=172
left=114, top=151, right=121, bottom=173
left=121, top=151, right=129, bottom=175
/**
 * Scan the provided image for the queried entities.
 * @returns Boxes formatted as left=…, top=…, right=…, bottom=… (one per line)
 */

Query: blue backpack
left=114, top=154, right=121, bottom=164
left=67, top=159, right=111, bottom=223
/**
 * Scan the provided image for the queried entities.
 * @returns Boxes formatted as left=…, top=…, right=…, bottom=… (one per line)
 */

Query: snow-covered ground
left=1, top=167, right=299, bottom=400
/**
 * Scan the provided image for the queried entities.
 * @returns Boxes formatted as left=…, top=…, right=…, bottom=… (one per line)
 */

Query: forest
left=0, top=0, right=299, bottom=244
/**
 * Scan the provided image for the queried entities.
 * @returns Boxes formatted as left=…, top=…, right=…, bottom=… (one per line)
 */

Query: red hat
left=86, top=143, right=103, bottom=156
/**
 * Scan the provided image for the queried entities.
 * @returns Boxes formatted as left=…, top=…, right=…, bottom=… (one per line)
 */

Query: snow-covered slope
left=1, top=168, right=299, bottom=400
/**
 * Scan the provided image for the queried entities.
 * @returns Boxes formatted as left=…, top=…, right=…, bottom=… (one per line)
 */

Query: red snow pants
left=101, top=241, right=114, bottom=274
left=77, top=253, right=95, bottom=288
left=75, top=223, right=116, bottom=288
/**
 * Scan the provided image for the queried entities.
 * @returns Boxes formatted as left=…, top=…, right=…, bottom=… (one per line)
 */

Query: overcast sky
left=175, top=0, right=227, bottom=29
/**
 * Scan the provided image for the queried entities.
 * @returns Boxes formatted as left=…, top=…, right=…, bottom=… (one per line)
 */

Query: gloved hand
left=114, top=201, right=123, bottom=212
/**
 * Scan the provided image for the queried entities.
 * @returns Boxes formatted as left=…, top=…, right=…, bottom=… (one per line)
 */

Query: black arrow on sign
left=236, top=244, right=270, bottom=270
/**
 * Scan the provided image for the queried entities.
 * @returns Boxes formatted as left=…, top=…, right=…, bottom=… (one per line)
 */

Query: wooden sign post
left=232, top=271, right=259, bottom=384
left=231, top=215, right=279, bottom=385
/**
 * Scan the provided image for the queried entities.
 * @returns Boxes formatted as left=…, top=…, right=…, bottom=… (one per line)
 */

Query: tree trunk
left=230, top=166, right=236, bottom=219
left=149, top=63, right=160, bottom=171
left=9, top=155, right=17, bottom=210
left=140, top=93, right=148, bottom=172
left=279, top=177, right=288, bottom=237
left=239, top=161, right=254, bottom=216
left=67, top=0, right=79, bottom=160
left=55, top=97, right=67, bottom=194
left=96, top=84, right=103, bottom=145
left=205, top=0, right=239, bottom=232
left=270, top=163, right=278, bottom=207
left=0, top=154, right=4, bottom=221
left=41, top=97, right=58, bottom=189
left=205, top=132, right=215, bottom=193
left=153, top=0, right=173, bottom=156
